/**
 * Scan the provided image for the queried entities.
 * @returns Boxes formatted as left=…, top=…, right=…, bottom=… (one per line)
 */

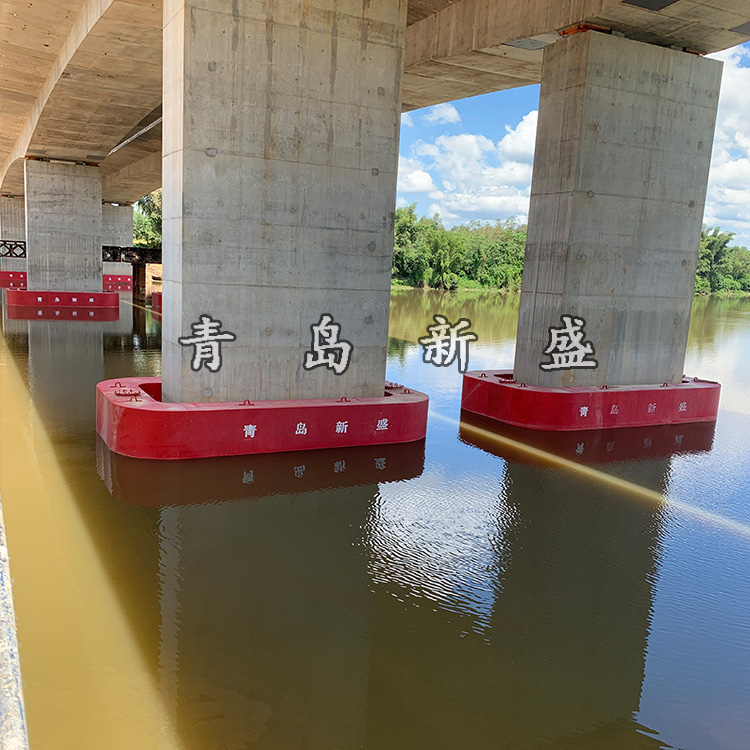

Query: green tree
left=724, top=245, right=750, bottom=291
left=427, top=229, right=465, bottom=290
left=697, top=226, right=734, bottom=292
left=133, top=189, right=162, bottom=248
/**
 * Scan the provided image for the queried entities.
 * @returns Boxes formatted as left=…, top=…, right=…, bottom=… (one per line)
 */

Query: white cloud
left=497, top=110, right=538, bottom=163
left=397, top=155, right=436, bottom=193
left=396, top=41, right=750, bottom=242
left=401, top=112, right=414, bottom=128
left=706, top=44, right=750, bottom=244
left=428, top=203, right=459, bottom=220
left=401, top=119, right=536, bottom=224
left=422, top=102, right=461, bottom=125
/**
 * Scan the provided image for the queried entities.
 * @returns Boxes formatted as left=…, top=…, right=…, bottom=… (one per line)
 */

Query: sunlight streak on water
left=430, top=411, right=750, bottom=542
left=0, top=330, right=183, bottom=750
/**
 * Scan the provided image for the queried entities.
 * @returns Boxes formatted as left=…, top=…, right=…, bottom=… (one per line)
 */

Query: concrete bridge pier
left=24, top=159, right=103, bottom=293
left=0, top=195, right=26, bottom=272
left=161, top=0, right=406, bottom=403
left=513, top=32, right=722, bottom=388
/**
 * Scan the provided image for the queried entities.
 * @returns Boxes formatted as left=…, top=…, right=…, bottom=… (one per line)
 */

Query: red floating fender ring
left=461, top=369, right=720, bottom=431
left=96, top=377, right=429, bottom=460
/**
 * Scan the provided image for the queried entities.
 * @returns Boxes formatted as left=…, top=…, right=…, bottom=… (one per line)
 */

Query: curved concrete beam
left=0, top=0, right=89, bottom=170
left=0, top=0, right=162, bottom=194
left=0, top=160, right=24, bottom=200
left=5, top=0, right=750, bottom=197
left=102, top=150, right=161, bottom=203
left=100, top=110, right=162, bottom=202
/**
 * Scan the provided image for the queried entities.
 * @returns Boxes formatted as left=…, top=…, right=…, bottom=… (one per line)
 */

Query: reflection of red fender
left=2, top=274, right=132, bottom=291
left=96, top=435, right=425, bottom=505
left=459, top=410, right=716, bottom=465
left=462, top=370, right=720, bottom=431
left=103, top=274, right=132, bottom=292
left=0, top=271, right=26, bottom=288
left=151, top=291, right=161, bottom=312
left=96, top=377, right=429, bottom=460
left=5, top=305, right=119, bottom=321
left=6, top=289, right=119, bottom=308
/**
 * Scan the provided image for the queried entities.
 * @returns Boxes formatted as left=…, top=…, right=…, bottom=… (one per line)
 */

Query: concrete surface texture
left=101, top=204, right=133, bottom=247
left=161, top=0, right=406, bottom=403
left=513, top=31, right=722, bottom=388
left=0, top=0, right=163, bottom=199
left=25, top=160, right=103, bottom=293
left=0, top=197, right=25, bottom=241
left=403, top=0, right=749, bottom=109
left=0, top=196, right=26, bottom=272
left=2, top=1, right=749, bottom=202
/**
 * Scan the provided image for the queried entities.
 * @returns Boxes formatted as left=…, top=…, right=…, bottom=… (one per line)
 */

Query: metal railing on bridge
left=0, top=240, right=162, bottom=265
left=0, top=240, right=25, bottom=259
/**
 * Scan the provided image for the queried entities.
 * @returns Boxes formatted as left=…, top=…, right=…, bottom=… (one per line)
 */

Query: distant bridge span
left=0, top=240, right=161, bottom=266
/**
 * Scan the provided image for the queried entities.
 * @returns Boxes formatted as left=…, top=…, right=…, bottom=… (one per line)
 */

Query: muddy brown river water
left=0, top=290, right=748, bottom=749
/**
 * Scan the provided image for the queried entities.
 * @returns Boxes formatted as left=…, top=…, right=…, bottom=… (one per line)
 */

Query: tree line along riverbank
left=132, top=190, right=750, bottom=297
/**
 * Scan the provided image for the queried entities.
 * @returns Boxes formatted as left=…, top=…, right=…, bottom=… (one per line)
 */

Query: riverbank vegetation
left=393, top=204, right=750, bottom=296
left=695, top=226, right=750, bottom=295
left=133, top=194, right=749, bottom=296
left=392, top=204, right=526, bottom=291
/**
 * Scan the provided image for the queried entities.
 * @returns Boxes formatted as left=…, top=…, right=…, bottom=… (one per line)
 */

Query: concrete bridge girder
left=2, top=1, right=749, bottom=202
left=0, top=0, right=162, bottom=199
left=403, top=0, right=750, bottom=109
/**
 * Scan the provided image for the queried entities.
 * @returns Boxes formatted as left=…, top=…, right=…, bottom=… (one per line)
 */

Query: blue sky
left=396, top=41, right=750, bottom=247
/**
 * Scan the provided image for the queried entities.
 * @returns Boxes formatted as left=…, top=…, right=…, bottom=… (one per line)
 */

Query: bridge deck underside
left=1, top=0, right=749, bottom=202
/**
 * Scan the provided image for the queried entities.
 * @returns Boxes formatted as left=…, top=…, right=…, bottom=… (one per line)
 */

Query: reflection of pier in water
left=153, top=484, right=380, bottom=749
left=459, top=410, right=716, bottom=465
left=361, top=421, right=710, bottom=749
left=2, top=291, right=159, bottom=429
left=2, top=290, right=719, bottom=749
left=129, top=428, right=690, bottom=749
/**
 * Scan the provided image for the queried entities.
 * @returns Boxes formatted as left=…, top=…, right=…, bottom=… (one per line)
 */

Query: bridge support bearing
left=96, top=377, right=428, bottom=460
left=513, top=32, right=722, bottom=389
left=461, top=370, right=720, bottom=432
